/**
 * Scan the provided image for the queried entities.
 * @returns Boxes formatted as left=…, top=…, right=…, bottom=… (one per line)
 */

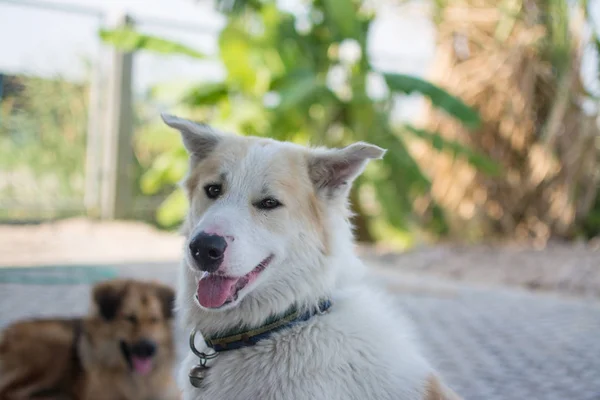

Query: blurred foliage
left=102, top=0, right=497, bottom=243
left=384, top=74, right=480, bottom=129
left=0, top=74, right=88, bottom=219
left=99, top=29, right=206, bottom=59
left=582, top=194, right=600, bottom=238
left=423, top=0, right=600, bottom=241
left=402, top=125, right=500, bottom=176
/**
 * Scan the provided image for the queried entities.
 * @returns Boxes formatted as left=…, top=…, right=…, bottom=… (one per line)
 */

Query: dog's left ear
left=153, top=283, right=176, bottom=320
left=161, top=113, right=221, bottom=161
left=92, top=280, right=128, bottom=321
left=308, top=142, right=386, bottom=199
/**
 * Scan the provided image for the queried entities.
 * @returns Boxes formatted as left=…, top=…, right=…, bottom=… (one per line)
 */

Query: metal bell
left=189, top=364, right=209, bottom=388
left=188, top=328, right=218, bottom=389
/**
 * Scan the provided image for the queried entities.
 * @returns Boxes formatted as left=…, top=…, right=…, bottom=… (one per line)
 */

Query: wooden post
left=100, top=13, right=135, bottom=220
left=84, top=40, right=104, bottom=217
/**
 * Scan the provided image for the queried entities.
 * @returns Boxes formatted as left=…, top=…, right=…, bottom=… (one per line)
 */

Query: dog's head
left=82, top=279, right=176, bottom=376
left=163, top=114, right=385, bottom=315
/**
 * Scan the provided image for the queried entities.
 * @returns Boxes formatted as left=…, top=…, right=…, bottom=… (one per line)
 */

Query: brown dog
left=0, top=279, right=180, bottom=400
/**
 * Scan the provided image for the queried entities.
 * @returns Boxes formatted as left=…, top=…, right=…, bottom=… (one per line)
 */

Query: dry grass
left=413, top=0, right=599, bottom=243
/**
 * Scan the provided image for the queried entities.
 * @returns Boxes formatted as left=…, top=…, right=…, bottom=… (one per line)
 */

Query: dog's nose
left=130, top=339, right=157, bottom=358
left=189, top=233, right=227, bottom=272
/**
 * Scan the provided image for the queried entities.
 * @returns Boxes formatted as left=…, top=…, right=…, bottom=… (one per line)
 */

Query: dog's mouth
left=119, top=341, right=154, bottom=376
left=195, top=255, right=274, bottom=309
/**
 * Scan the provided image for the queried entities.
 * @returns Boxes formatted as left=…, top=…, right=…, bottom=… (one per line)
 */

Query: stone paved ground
left=1, top=262, right=599, bottom=400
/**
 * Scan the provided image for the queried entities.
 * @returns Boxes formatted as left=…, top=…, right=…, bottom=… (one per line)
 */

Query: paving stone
left=1, top=262, right=599, bottom=399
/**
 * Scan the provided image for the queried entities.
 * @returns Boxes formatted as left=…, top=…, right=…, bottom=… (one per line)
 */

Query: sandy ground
left=0, top=218, right=598, bottom=298
left=0, top=218, right=184, bottom=267
left=360, top=242, right=600, bottom=299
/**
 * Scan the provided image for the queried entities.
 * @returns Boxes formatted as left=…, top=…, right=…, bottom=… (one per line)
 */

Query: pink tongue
left=197, top=275, right=239, bottom=308
left=132, top=356, right=153, bottom=375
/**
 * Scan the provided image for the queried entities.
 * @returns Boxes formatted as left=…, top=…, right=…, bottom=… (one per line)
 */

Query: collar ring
left=189, top=328, right=218, bottom=365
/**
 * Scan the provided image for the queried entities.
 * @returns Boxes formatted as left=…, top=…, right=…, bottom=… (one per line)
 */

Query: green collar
left=203, top=299, right=332, bottom=352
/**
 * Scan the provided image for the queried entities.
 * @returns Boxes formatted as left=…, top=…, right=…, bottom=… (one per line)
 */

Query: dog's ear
left=92, top=280, right=128, bottom=321
left=152, top=283, right=176, bottom=320
left=308, top=142, right=386, bottom=199
left=161, top=113, right=221, bottom=160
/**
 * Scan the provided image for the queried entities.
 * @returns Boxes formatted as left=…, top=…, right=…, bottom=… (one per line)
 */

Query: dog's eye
left=204, top=184, right=222, bottom=199
left=255, top=198, right=282, bottom=210
left=125, top=315, right=137, bottom=324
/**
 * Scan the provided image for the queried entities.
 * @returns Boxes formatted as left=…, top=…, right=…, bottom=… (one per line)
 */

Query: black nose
left=130, top=339, right=156, bottom=358
left=189, top=233, right=227, bottom=272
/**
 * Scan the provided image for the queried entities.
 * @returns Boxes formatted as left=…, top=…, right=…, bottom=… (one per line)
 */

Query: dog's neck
left=201, top=299, right=332, bottom=352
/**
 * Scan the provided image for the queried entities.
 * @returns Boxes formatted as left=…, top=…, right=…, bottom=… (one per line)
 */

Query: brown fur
left=184, top=137, right=250, bottom=202
left=423, top=374, right=462, bottom=400
left=0, top=279, right=180, bottom=400
left=282, top=150, right=329, bottom=255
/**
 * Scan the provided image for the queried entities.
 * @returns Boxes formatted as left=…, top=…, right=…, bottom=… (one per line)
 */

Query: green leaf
left=157, top=189, right=188, bottom=228
left=377, top=127, right=431, bottom=192
left=183, top=82, right=229, bottom=106
left=545, top=0, right=571, bottom=73
left=323, top=0, right=360, bottom=40
left=214, top=0, right=263, bottom=14
left=218, top=24, right=258, bottom=93
left=373, top=179, right=411, bottom=230
left=99, top=28, right=205, bottom=59
left=140, top=148, right=187, bottom=195
left=362, top=127, right=431, bottom=230
left=403, top=125, right=501, bottom=175
left=276, top=73, right=330, bottom=111
left=383, top=73, right=481, bottom=129
left=270, top=69, right=314, bottom=91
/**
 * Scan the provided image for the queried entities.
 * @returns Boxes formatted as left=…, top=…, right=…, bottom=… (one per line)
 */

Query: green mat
left=0, top=266, right=118, bottom=285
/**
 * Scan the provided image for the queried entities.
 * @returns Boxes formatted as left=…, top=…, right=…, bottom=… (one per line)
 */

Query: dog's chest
left=182, top=333, right=428, bottom=400
left=184, top=332, right=339, bottom=400
left=187, top=353, right=341, bottom=400
left=180, top=289, right=435, bottom=400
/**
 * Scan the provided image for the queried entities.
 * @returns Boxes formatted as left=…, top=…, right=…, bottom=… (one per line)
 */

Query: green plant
left=102, top=0, right=496, bottom=243
left=0, top=75, right=89, bottom=219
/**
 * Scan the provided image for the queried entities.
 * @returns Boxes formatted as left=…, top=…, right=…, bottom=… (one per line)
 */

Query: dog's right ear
left=92, top=280, right=127, bottom=321
left=161, top=113, right=221, bottom=160
left=151, top=282, right=176, bottom=320
left=308, top=142, right=386, bottom=200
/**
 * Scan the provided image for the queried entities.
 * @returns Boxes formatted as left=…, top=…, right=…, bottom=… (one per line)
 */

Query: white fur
left=163, top=115, right=454, bottom=400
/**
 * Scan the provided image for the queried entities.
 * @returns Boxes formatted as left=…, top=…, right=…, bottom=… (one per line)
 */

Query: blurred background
left=1, top=0, right=599, bottom=246
left=1, top=0, right=600, bottom=398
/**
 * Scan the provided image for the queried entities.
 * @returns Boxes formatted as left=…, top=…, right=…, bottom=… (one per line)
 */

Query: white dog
left=163, top=114, right=461, bottom=400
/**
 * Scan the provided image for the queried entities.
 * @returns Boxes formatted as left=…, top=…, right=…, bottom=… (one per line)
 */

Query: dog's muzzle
left=120, top=339, right=157, bottom=375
